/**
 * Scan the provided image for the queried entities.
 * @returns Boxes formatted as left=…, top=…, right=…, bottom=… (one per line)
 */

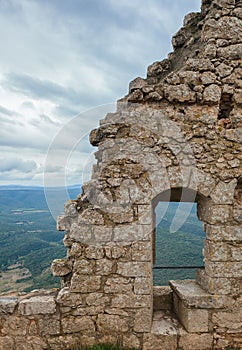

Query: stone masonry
left=0, top=0, right=241, bottom=349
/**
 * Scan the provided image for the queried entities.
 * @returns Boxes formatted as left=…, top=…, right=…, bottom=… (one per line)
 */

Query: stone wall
left=0, top=0, right=241, bottom=349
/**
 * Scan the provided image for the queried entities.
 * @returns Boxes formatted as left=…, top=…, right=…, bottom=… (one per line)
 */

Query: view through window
left=153, top=201, right=205, bottom=286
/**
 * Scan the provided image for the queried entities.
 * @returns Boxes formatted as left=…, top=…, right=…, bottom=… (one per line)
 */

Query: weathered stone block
left=131, top=241, right=152, bottom=262
left=69, top=223, right=92, bottom=243
left=205, top=260, right=242, bottom=278
left=212, top=309, right=242, bottom=333
left=111, top=293, right=151, bottom=308
left=173, top=294, right=209, bottom=332
left=73, top=259, right=95, bottom=274
left=205, top=224, right=242, bottom=242
left=210, top=179, right=237, bottom=204
left=0, top=297, right=18, bottom=314
left=153, top=286, right=173, bottom=311
left=134, top=308, right=152, bottom=332
left=2, top=316, right=29, bottom=336
left=85, top=246, right=105, bottom=259
left=18, top=295, right=56, bottom=315
left=70, top=274, right=101, bottom=293
left=95, top=258, right=113, bottom=275
left=178, top=332, right=213, bottom=350
left=51, top=259, right=72, bottom=277
left=62, top=315, right=95, bottom=334
left=56, top=287, right=83, bottom=307
left=123, top=334, right=141, bottom=349
left=0, top=336, right=14, bottom=349
left=39, top=317, right=61, bottom=335
left=104, top=277, right=132, bottom=293
left=117, top=261, right=151, bottom=277
left=134, top=277, right=151, bottom=295
left=97, top=314, right=129, bottom=333
left=86, top=293, right=110, bottom=306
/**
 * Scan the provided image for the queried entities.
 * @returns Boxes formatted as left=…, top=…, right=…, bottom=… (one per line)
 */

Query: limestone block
left=123, top=334, right=141, bottom=349
left=205, top=224, right=242, bottom=242
left=73, top=259, right=95, bottom=275
left=56, top=287, right=83, bottom=307
left=201, top=71, right=217, bottom=85
left=131, top=241, right=152, bottom=262
left=203, top=84, right=221, bottom=103
left=134, top=308, right=152, bottom=332
left=113, top=224, right=150, bottom=243
left=105, top=244, right=128, bottom=259
left=70, top=274, right=101, bottom=293
left=178, top=332, right=213, bottom=350
left=47, top=334, right=81, bottom=350
left=69, top=242, right=83, bottom=258
left=97, top=314, right=129, bottom=333
left=0, top=336, right=14, bottom=349
left=56, top=215, right=70, bottom=231
left=51, top=259, right=72, bottom=277
left=231, top=245, right=242, bottom=261
left=207, top=274, right=240, bottom=295
left=105, top=307, right=129, bottom=317
left=39, top=317, right=61, bottom=335
left=2, top=316, right=29, bottom=336
left=111, top=293, right=151, bottom=308
left=205, top=260, right=242, bottom=278
left=134, top=277, right=151, bottom=295
left=69, top=223, right=92, bottom=243
left=168, top=166, right=190, bottom=188
left=212, top=309, right=242, bottom=333
left=204, top=240, right=230, bottom=261
left=0, top=297, right=18, bottom=314
left=18, top=295, right=56, bottom=315
left=92, top=226, right=113, bottom=244
left=189, top=168, right=216, bottom=197
left=104, top=277, right=132, bottom=293
left=234, top=89, right=242, bottom=104
left=85, top=246, right=105, bottom=259
left=198, top=203, right=231, bottom=224
left=64, top=200, right=78, bottom=216
left=15, top=336, right=48, bottom=350
left=217, top=43, right=242, bottom=59
left=62, top=316, right=95, bottom=335
left=164, top=84, right=196, bottom=103
left=143, top=331, right=177, bottom=350
left=95, top=258, right=113, bottom=275
left=78, top=208, right=104, bottom=225
left=153, top=286, right=173, bottom=311
left=117, top=261, right=151, bottom=278
left=210, top=179, right=237, bottom=204
left=173, top=294, right=208, bottom=332
left=86, top=293, right=110, bottom=306
left=129, top=77, right=147, bottom=92
left=138, top=205, right=152, bottom=225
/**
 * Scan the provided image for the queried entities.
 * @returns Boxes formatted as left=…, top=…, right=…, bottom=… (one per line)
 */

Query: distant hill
left=0, top=185, right=205, bottom=292
left=0, top=185, right=81, bottom=292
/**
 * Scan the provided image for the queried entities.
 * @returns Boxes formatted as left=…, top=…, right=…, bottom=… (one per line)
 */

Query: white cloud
left=0, top=0, right=201, bottom=186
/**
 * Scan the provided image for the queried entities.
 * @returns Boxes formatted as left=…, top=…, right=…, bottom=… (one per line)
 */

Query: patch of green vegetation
left=69, top=344, right=137, bottom=350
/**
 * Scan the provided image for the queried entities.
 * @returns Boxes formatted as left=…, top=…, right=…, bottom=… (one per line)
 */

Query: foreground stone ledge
left=0, top=297, right=18, bottom=314
left=18, top=295, right=56, bottom=315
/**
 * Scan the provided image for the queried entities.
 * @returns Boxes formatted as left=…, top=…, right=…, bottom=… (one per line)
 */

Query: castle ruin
left=0, top=0, right=241, bottom=349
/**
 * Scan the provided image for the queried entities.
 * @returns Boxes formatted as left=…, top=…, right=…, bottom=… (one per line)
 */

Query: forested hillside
left=0, top=187, right=205, bottom=292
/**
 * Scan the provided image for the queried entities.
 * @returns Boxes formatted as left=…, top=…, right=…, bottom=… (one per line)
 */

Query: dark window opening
left=152, top=188, right=205, bottom=286
left=218, top=93, right=233, bottom=120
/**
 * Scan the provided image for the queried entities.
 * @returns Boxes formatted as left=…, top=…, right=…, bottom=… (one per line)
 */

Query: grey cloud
left=0, top=158, right=37, bottom=173
left=0, top=105, right=15, bottom=116
left=3, top=73, right=81, bottom=105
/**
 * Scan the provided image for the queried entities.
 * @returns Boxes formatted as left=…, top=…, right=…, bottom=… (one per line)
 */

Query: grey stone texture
left=0, top=0, right=241, bottom=348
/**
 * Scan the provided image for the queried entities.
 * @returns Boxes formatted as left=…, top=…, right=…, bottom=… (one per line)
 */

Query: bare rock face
left=1, top=0, right=242, bottom=349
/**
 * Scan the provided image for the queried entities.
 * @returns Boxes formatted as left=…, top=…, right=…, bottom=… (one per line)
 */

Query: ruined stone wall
left=0, top=0, right=241, bottom=349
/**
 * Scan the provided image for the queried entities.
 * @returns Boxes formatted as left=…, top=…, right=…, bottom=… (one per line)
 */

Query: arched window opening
left=152, top=188, right=206, bottom=286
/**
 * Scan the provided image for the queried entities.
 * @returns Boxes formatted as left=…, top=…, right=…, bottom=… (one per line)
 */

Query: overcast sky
left=0, top=0, right=201, bottom=187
